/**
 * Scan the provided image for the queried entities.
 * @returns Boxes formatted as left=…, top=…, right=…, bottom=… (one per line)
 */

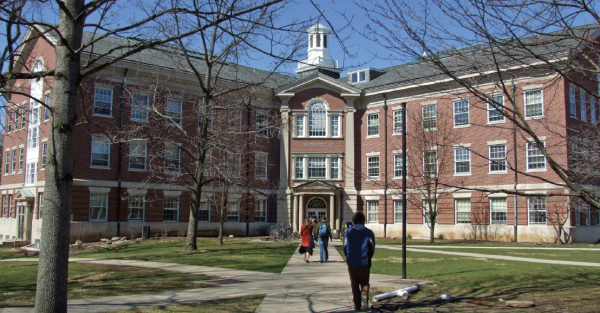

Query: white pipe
left=373, top=284, right=420, bottom=302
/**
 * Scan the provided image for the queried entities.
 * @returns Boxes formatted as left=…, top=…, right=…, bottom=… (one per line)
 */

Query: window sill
left=392, top=177, right=408, bottom=180
left=392, top=133, right=403, bottom=136
left=528, top=224, right=548, bottom=226
left=423, top=128, right=438, bottom=132
left=366, top=178, right=380, bottom=181
left=488, top=171, right=508, bottom=174
left=456, top=223, right=471, bottom=225
left=131, top=119, right=149, bottom=123
left=453, top=173, right=471, bottom=176
left=89, top=219, right=108, bottom=222
left=163, top=170, right=182, bottom=174
left=525, top=116, right=544, bottom=120
left=486, top=120, right=505, bottom=125
left=293, top=136, right=343, bottom=139
left=293, top=178, right=342, bottom=181
left=129, top=168, right=147, bottom=172
left=526, top=169, right=547, bottom=173
left=92, top=114, right=113, bottom=118
left=255, top=177, right=268, bottom=180
left=128, top=219, right=145, bottom=222
left=90, top=166, right=111, bottom=170
left=453, top=124, right=470, bottom=129
left=366, top=135, right=380, bottom=139
left=163, top=220, right=179, bottom=223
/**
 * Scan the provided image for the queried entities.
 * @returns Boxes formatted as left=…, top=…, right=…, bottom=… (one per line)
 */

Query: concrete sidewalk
left=402, top=245, right=600, bottom=251
left=379, top=245, right=600, bottom=267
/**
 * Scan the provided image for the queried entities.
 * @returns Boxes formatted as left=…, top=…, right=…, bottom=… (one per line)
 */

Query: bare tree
left=353, top=0, right=600, bottom=210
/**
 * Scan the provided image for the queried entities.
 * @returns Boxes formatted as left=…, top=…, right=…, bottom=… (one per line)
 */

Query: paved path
left=378, top=245, right=600, bottom=267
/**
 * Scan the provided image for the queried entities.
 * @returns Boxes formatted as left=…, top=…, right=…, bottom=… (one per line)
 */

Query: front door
left=17, top=205, right=26, bottom=240
left=306, top=197, right=327, bottom=220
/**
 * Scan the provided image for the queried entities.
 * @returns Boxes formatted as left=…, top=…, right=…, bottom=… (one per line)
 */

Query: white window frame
left=580, top=91, right=587, bottom=121
left=255, top=152, right=268, bottom=179
left=93, top=87, right=113, bottom=117
left=295, top=115, right=305, bottom=137
left=44, top=94, right=50, bottom=121
left=422, top=104, right=437, bottom=130
left=164, top=143, right=181, bottom=173
left=393, top=154, right=403, bottom=178
left=5, top=151, right=10, bottom=175
left=490, top=197, right=507, bottom=225
left=308, top=157, right=327, bottom=179
left=526, top=141, right=546, bottom=171
left=199, top=201, right=210, bottom=222
left=18, top=148, right=24, bottom=173
left=90, top=193, right=108, bottom=221
left=393, top=200, right=403, bottom=224
left=294, top=156, right=304, bottom=179
left=487, top=95, right=505, bottom=123
left=25, top=162, right=37, bottom=185
left=367, top=156, right=380, bottom=180
left=454, top=148, right=471, bottom=175
left=453, top=100, right=469, bottom=127
left=423, top=200, right=438, bottom=225
left=569, top=87, right=577, bottom=118
left=591, top=97, right=597, bottom=123
left=330, top=157, right=340, bottom=179
left=27, top=126, right=39, bottom=149
left=330, top=115, right=340, bottom=137
left=128, top=195, right=145, bottom=221
left=367, top=113, right=379, bottom=137
left=393, top=110, right=403, bottom=134
left=129, top=141, right=147, bottom=171
left=366, top=200, right=379, bottom=224
left=308, top=102, right=327, bottom=137
left=256, top=200, right=267, bottom=222
left=163, top=196, right=180, bottom=222
left=41, top=142, right=47, bottom=170
left=228, top=201, right=240, bottom=222
left=256, top=113, right=269, bottom=137
left=131, top=93, right=149, bottom=122
left=91, top=136, right=111, bottom=168
left=166, top=98, right=183, bottom=125
left=525, top=89, right=544, bottom=118
left=423, top=150, right=438, bottom=177
left=11, top=149, right=16, bottom=174
left=527, top=196, right=547, bottom=225
left=455, top=198, right=471, bottom=224
left=489, top=144, right=507, bottom=173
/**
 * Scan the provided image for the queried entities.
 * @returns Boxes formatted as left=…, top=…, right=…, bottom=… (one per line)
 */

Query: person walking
left=317, top=215, right=332, bottom=263
left=299, top=218, right=314, bottom=263
left=343, top=212, right=376, bottom=311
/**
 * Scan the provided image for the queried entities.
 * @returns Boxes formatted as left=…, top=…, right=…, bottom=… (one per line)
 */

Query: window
left=528, top=196, right=546, bottom=225
left=228, top=201, right=240, bottom=222
left=129, top=141, right=147, bottom=170
left=367, top=156, right=380, bottom=179
left=351, top=72, right=358, bottom=83
left=94, top=87, right=113, bottom=116
left=316, top=32, right=321, bottom=47
left=256, top=113, right=269, bottom=137
left=199, top=201, right=210, bottom=222
left=308, top=102, right=327, bottom=137
left=18, top=149, right=24, bottom=173
left=295, top=115, right=305, bottom=137
left=488, top=95, right=505, bottom=123
left=295, top=157, right=304, bottom=179
left=255, top=153, right=267, bottom=179
left=26, top=162, right=37, bottom=185
left=393, top=110, right=403, bottom=134
left=15, top=109, right=19, bottom=129
left=424, top=150, right=437, bottom=177
left=591, top=98, right=597, bottom=123
left=330, top=157, right=340, bottom=179
left=44, top=94, right=50, bottom=121
left=7, top=195, right=11, bottom=217
left=489, top=145, right=507, bottom=172
left=526, top=141, right=546, bottom=171
left=456, top=199, right=471, bottom=224
left=131, top=93, right=149, bottom=121
left=366, top=200, right=379, bottom=223
left=163, top=197, right=179, bottom=222
left=453, top=100, right=469, bottom=126
left=166, top=98, right=182, bottom=125
left=227, top=153, right=241, bottom=177
left=525, top=90, right=543, bottom=118
left=5, top=152, right=10, bottom=174
left=323, top=34, right=327, bottom=48
left=422, top=104, right=437, bottom=130
left=569, top=87, right=577, bottom=118
left=454, top=148, right=471, bottom=174
left=490, top=198, right=507, bottom=225
left=394, top=154, right=403, bottom=178
left=367, top=114, right=379, bottom=136
left=90, top=193, right=108, bottom=221
left=1, top=195, right=5, bottom=217
left=20, top=105, right=26, bottom=129
left=575, top=201, right=590, bottom=226
left=128, top=195, right=144, bottom=220
left=308, top=157, right=326, bottom=179
left=581, top=92, right=587, bottom=121
left=256, top=200, right=267, bottom=222
left=11, top=150, right=16, bottom=174
left=309, top=34, right=313, bottom=48
left=423, top=200, right=437, bottom=224
left=38, top=193, right=44, bottom=219
left=351, top=71, right=367, bottom=83
left=41, top=142, right=47, bottom=170
left=91, top=137, right=110, bottom=167
left=27, top=126, right=39, bottom=149
left=165, top=144, right=181, bottom=172
left=7, top=109, right=11, bottom=132
left=394, top=200, right=403, bottom=223
left=330, top=115, right=340, bottom=137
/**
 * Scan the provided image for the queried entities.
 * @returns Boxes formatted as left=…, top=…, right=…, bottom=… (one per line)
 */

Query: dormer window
left=351, top=71, right=367, bottom=83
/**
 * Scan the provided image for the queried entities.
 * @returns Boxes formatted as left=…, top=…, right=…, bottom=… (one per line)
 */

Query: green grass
left=114, top=294, right=265, bottom=313
left=0, top=261, right=217, bottom=308
left=411, top=247, right=600, bottom=263
left=376, top=238, right=600, bottom=248
left=337, top=247, right=600, bottom=312
left=72, top=238, right=297, bottom=273
left=0, top=247, right=28, bottom=259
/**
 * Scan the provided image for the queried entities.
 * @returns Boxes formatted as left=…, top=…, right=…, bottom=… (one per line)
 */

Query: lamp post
left=401, top=102, right=407, bottom=279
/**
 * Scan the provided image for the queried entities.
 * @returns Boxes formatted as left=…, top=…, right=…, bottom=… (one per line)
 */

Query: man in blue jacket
left=343, top=212, right=376, bottom=311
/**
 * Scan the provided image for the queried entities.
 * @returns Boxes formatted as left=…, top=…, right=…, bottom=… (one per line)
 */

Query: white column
left=330, top=194, right=335, bottom=230
left=279, top=106, right=290, bottom=189
left=298, top=195, right=304, bottom=231
left=293, top=195, right=299, bottom=232
left=344, top=105, right=356, bottom=190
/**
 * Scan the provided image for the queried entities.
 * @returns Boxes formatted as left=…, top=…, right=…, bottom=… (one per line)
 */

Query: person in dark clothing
left=343, top=212, right=376, bottom=311
left=316, top=215, right=332, bottom=263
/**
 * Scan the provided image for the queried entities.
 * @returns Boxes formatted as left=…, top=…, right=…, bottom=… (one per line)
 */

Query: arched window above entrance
left=307, top=197, right=326, bottom=209
left=308, top=101, right=326, bottom=137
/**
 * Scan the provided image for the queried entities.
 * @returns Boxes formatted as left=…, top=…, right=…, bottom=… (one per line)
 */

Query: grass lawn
left=0, top=261, right=217, bottom=308
left=409, top=247, right=600, bottom=263
left=376, top=238, right=600, bottom=248
left=337, top=247, right=600, bottom=312
left=72, top=237, right=297, bottom=274
left=114, top=294, right=265, bottom=313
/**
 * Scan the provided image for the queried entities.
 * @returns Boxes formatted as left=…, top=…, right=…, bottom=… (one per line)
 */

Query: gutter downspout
left=511, top=77, right=518, bottom=242
left=401, top=102, right=407, bottom=279
left=383, top=94, right=388, bottom=238
left=116, top=69, right=128, bottom=237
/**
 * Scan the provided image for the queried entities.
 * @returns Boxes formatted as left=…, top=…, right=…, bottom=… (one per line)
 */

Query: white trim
left=163, top=190, right=182, bottom=197
left=488, top=192, right=508, bottom=198
left=521, top=84, right=543, bottom=91
left=366, top=152, right=380, bottom=157
left=88, top=187, right=111, bottom=193
left=453, top=193, right=472, bottom=198
left=487, top=140, right=507, bottom=145
left=365, top=195, right=380, bottom=200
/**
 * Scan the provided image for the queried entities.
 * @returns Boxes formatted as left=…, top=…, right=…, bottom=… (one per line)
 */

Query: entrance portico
left=291, top=181, right=341, bottom=232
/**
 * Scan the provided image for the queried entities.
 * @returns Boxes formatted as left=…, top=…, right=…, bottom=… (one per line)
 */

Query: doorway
left=17, top=205, right=26, bottom=240
left=306, top=197, right=327, bottom=220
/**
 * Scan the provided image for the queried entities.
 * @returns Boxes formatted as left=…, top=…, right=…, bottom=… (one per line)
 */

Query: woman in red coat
left=299, top=218, right=314, bottom=263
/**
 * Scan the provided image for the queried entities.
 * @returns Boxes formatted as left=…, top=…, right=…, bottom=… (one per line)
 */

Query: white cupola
left=295, top=23, right=342, bottom=79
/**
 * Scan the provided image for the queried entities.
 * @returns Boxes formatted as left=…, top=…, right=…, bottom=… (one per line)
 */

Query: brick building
left=1, top=23, right=599, bottom=244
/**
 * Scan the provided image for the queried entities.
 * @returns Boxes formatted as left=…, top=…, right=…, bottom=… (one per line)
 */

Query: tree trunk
left=219, top=221, right=224, bottom=245
left=35, top=1, right=84, bottom=311
left=429, top=222, right=435, bottom=245
left=186, top=181, right=202, bottom=251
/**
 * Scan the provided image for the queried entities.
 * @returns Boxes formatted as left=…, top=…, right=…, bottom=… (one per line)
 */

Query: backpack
left=319, top=223, right=328, bottom=237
